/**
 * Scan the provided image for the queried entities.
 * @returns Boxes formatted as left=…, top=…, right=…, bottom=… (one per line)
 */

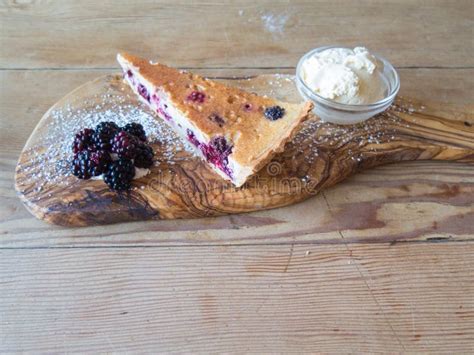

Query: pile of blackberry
left=71, top=121, right=154, bottom=191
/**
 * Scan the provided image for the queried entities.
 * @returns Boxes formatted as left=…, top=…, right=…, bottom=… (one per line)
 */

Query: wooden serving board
left=15, top=74, right=474, bottom=226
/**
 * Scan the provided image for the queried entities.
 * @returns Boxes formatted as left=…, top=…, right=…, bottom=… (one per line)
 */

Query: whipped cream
left=301, top=47, right=387, bottom=105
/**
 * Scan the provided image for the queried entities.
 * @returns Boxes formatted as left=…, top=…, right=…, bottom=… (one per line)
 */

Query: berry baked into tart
left=117, top=52, right=313, bottom=187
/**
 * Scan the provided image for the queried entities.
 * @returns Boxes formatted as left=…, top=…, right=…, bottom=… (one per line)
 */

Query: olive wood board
left=15, top=74, right=474, bottom=226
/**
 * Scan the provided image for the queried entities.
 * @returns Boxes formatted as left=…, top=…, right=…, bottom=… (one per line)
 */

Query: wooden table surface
left=1, top=0, right=473, bottom=352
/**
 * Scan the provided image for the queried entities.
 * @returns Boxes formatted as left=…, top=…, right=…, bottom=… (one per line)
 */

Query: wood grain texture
left=14, top=74, right=474, bottom=226
left=1, top=0, right=473, bottom=68
left=1, top=243, right=473, bottom=353
left=2, top=0, right=474, bottom=352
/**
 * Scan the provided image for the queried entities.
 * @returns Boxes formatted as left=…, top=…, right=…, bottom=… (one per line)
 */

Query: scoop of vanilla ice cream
left=301, top=47, right=387, bottom=105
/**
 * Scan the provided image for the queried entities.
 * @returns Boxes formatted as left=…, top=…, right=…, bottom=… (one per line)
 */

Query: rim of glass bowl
left=295, top=46, right=400, bottom=111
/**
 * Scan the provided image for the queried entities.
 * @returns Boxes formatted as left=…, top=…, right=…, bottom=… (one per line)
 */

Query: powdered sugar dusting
left=21, top=84, right=184, bottom=192
left=261, top=12, right=290, bottom=36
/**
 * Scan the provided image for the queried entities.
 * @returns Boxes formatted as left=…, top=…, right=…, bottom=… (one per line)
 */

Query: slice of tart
left=117, top=52, right=313, bottom=187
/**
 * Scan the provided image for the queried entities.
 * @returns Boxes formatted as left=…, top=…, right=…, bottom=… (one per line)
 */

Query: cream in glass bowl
left=296, top=46, right=400, bottom=124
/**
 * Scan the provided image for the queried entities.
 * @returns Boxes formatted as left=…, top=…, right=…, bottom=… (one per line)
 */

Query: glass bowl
left=295, top=46, right=400, bottom=125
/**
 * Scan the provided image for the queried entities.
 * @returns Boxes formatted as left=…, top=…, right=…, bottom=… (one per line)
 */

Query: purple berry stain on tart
left=137, top=84, right=150, bottom=102
left=187, top=91, right=206, bottom=103
left=186, top=130, right=233, bottom=178
left=186, top=129, right=200, bottom=147
left=157, top=107, right=172, bottom=121
left=122, top=70, right=133, bottom=80
left=152, top=94, right=173, bottom=121
left=264, top=105, right=285, bottom=121
left=152, top=94, right=160, bottom=104
left=243, top=103, right=253, bottom=112
left=208, top=113, right=225, bottom=127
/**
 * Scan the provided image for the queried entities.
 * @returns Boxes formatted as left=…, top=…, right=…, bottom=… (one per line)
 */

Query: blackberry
left=134, top=143, right=154, bottom=168
left=71, top=151, right=93, bottom=179
left=111, top=131, right=139, bottom=159
left=103, top=158, right=135, bottom=191
left=210, top=136, right=232, bottom=156
left=264, top=105, right=285, bottom=121
left=123, top=122, right=147, bottom=142
left=187, top=91, right=206, bottom=103
left=71, top=150, right=111, bottom=179
left=72, top=128, right=95, bottom=154
left=89, top=150, right=112, bottom=176
left=93, top=121, right=119, bottom=151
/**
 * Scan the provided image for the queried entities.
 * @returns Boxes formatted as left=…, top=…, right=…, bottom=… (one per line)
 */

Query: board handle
left=308, top=97, right=474, bottom=191
left=387, top=98, right=474, bottom=161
